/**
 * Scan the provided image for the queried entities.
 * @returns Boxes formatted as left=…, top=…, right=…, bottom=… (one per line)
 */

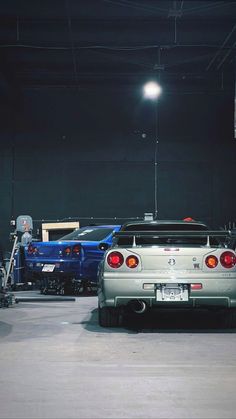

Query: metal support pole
left=154, top=139, right=158, bottom=220
left=154, top=100, right=158, bottom=220
left=5, top=235, right=18, bottom=288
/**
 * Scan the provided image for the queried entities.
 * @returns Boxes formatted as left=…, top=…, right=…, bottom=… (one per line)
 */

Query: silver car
left=98, top=220, right=236, bottom=327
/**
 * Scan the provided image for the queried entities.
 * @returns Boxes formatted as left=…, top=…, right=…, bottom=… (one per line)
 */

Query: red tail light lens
left=27, top=245, right=38, bottom=255
left=205, top=255, right=218, bottom=268
left=126, top=255, right=139, bottom=268
left=64, top=247, right=71, bottom=256
left=107, top=251, right=124, bottom=268
left=220, top=251, right=236, bottom=269
left=73, top=245, right=81, bottom=255
left=27, top=245, right=34, bottom=254
left=191, top=283, right=202, bottom=290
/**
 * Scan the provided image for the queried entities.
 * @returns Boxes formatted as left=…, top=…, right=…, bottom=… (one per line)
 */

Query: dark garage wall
left=0, top=85, right=235, bottom=251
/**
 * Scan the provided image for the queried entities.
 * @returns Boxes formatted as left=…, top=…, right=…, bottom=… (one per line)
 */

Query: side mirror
left=98, top=243, right=109, bottom=251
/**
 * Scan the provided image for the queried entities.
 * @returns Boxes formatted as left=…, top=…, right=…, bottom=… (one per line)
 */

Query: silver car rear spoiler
left=114, top=230, right=236, bottom=247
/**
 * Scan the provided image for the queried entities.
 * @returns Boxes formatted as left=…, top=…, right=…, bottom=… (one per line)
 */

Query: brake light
left=205, top=255, right=218, bottom=268
left=73, top=245, right=81, bottom=255
left=107, top=251, right=124, bottom=268
left=220, top=251, right=236, bottom=269
left=27, top=245, right=33, bottom=254
left=126, top=255, right=139, bottom=268
left=27, top=245, right=38, bottom=255
left=191, top=283, right=202, bottom=290
left=64, top=247, right=71, bottom=256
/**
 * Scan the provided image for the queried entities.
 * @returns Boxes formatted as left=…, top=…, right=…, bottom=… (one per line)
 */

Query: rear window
left=59, top=227, right=114, bottom=242
left=117, top=223, right=218, bottom=246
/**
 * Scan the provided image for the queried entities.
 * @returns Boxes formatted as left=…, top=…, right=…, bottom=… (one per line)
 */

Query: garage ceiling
left=0, top=0, right=236, bottom=92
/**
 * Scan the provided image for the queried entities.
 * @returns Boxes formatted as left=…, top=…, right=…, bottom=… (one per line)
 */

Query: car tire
left=98, top=305, right=121, bottom=327
left=222, top=309, right=236, bottom=328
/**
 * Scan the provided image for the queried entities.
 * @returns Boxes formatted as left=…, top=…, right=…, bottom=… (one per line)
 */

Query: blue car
left=24, top=225, right=121, bottom=294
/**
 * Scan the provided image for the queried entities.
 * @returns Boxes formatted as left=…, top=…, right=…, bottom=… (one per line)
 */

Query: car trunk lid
left=128, top=246, right=216, bottom=271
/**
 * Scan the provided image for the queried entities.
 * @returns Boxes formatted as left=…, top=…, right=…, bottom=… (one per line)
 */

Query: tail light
left=205, top=255, right=218, bottom=268
left=107, top=251, right=124, bottom=268
left=126, top=255, right=139, bottom=269
left=220, top=251, right=236, bottom=269
left=64, top=247, right=71, bottom=256
left=27, top=245, right=38, bottom=255
left=73, top=245, right=81, bottom=255
left=191, top=283, right=202, bottom=290
left=27, top=244, right=34, bottom=254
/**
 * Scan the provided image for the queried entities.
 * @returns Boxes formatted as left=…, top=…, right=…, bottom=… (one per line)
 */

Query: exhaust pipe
left=130, top=299, right=147, bottom=314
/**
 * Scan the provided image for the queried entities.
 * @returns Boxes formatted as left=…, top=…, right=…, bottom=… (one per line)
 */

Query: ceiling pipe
left=216, top=39, right=236, bottom=70
left=206, top=23, right=236, bottom=71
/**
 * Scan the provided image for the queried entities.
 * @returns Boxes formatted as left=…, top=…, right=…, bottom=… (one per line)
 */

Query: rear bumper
left=24, top=259, right=81, bottom=279
left=98, top=271, right=236, bottom=309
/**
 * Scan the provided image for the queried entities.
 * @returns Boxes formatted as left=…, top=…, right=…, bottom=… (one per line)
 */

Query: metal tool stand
left=5, top=234, right=18, bottom=289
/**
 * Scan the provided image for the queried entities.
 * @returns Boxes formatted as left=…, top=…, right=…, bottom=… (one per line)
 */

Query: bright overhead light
left=143, top=81, right=162, bottom=99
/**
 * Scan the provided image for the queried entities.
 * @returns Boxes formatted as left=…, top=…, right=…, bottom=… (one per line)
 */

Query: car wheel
left=98, top=305, right=121, bottom=327
left=222, top=309, right=236, bottom=328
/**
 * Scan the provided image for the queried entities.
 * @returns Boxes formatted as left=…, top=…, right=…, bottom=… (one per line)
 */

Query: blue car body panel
left=24, top=225, right=121, bottom=283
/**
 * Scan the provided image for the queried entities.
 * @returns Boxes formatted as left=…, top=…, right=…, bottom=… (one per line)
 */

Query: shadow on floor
left=82, top=307, right=236, bottom=334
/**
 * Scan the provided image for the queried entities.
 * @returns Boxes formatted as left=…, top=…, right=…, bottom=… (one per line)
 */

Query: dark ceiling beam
left=216, top=38, right=236, bottom=69
left=18, top=81, right=234, bottom=95
left=3, top=44, right=236, bottom=51
left=101, top=0, right=169, bottom=15
left=206, top=22, right=236, bottom=70
left=167, top=1, right=184, bottom=44
left=0, top=16, right=236, bottom=24
left=15, top=69, right=233, bottom=81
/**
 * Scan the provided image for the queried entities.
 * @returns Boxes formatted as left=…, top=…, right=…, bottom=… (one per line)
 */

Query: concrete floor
left=1, top=292, right=236, bottom=418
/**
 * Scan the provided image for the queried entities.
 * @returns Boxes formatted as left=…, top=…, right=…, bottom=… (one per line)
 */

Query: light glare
left=143, top=81, right=162, bottom=99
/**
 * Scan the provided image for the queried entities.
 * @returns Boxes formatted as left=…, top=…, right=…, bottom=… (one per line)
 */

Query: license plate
left=156, top=284, right=189, bottom=302
left=42, top=264, right=55, bottom=272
